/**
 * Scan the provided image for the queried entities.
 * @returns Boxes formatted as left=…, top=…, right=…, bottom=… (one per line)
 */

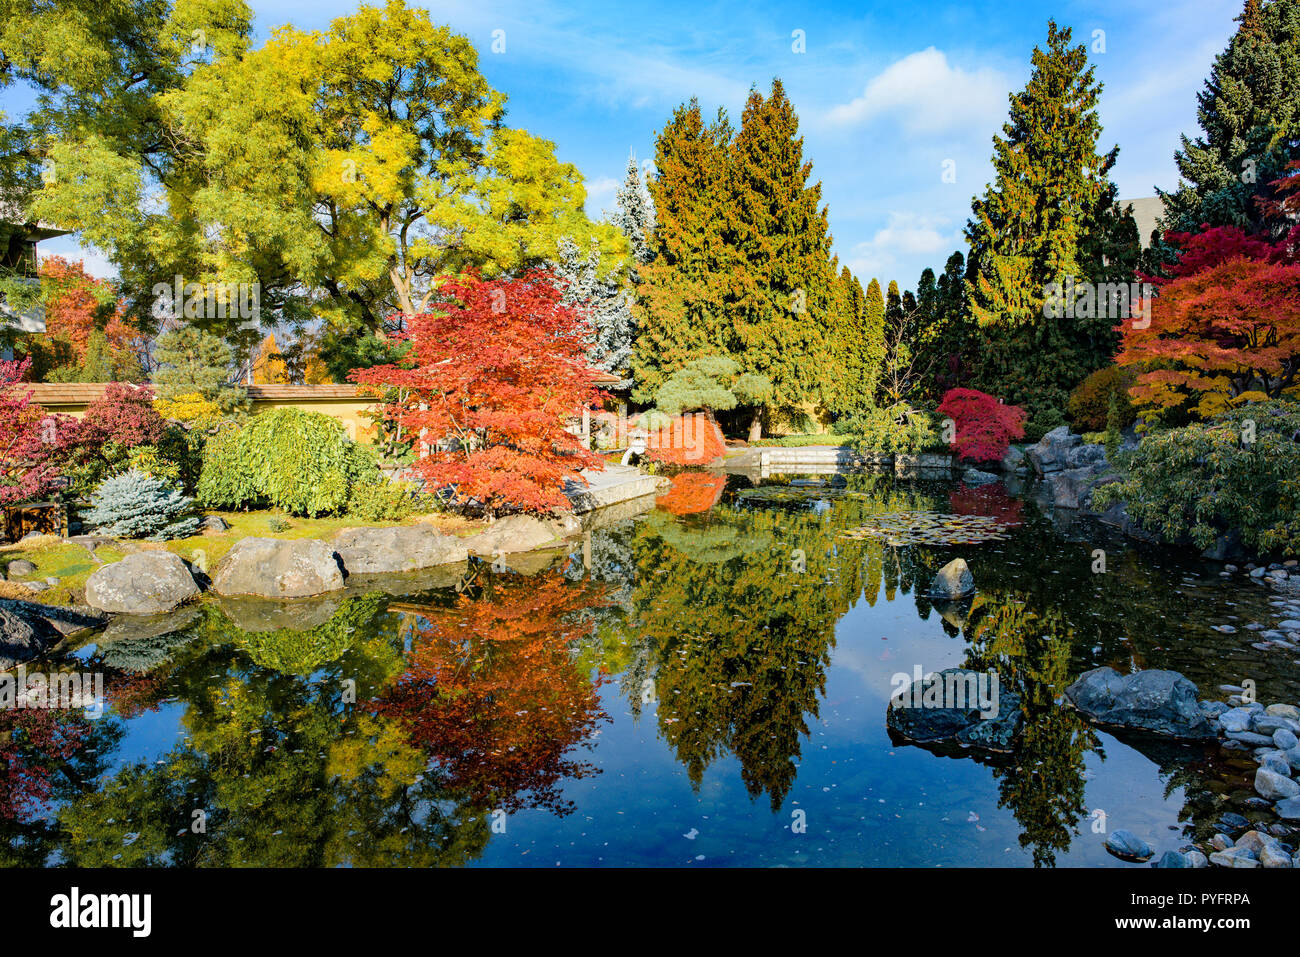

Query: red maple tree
left=936, top=388, right=1026, bottom=462
left=1118, top=226, right=1300, bottom=415
left=39, top=256, right=138, bottom=362
left=352, top=272, right=604, bottom=516
left=0, top=357, right=63, bottom=504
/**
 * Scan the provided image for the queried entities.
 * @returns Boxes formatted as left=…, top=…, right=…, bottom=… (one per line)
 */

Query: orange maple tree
left=39, top=256, right=136, bottom=361
left=352, top=272, right=604, bottom=515
left=371, top=571, right=610, bottom=815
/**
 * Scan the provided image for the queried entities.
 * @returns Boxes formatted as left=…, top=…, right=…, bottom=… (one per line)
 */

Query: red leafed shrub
left=643, top=413, right=726, bottom=466
left=655, top=472, right=727, bottom=515
left=79, top=382, right=165, bottom=448
left=1, top=357, right=62, bottom=505
left=352, top=272, right=604, bottom=516
left=937, top=388, right=1027, bottom=463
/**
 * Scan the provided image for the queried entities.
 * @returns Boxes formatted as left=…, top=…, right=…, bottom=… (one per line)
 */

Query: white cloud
left=37, top=236, right=118, bottom=279
left=845, top=211, right=961, bottom=280
left=825, top=47, right=1009, bottom=137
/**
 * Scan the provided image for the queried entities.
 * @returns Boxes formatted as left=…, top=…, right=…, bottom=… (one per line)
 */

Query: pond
left=3, top=472, right=1296, bottom=868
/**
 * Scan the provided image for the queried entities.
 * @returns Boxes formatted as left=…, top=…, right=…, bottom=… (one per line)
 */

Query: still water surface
left=4, top=473, right=1294, bottom=867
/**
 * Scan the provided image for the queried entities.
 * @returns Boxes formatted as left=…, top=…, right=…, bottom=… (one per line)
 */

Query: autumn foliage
left=0, top=358, right=62, bottom=504
left=372, top=571, right=610, bottom=815
left=352, top=273, right=604, bottom=515
left=1119, top=225, right=1300, bottom=419
left=936, top=388, right=1027, bottom=462
left=655, top=471, right=727, bottom=515
left=642, top=413, right=726, bottom=465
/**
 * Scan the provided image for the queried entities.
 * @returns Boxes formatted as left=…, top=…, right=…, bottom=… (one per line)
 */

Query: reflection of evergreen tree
left=963, top=593, right=1097, bottom=867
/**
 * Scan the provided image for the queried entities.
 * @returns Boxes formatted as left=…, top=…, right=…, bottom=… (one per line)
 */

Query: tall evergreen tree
left=826, top=263, right=884, bottom=418
left=552, top=237, right=635, bottom=380
left=633, top=100, right=735, bottom=403
left=1155, top=0, right=1300, bottom=241
left=964, top=20, right=1137, bottom=430
left=725, top=79, right=837, bottom=439
left=613, top=154, right=655, bottom=267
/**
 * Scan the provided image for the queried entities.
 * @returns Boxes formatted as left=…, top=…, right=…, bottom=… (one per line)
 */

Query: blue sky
left=36, top=0, right=1242, bottom=288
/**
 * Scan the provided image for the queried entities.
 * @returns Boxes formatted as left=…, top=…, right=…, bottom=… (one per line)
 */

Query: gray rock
left=1105, top=829, right=1154, bottom=862
left=1228, top=730, right=1275, bottom=747
left=5, top=559, right=37, bottom=577
left=211, top=537, right=344, bottom=599
left=1048, top=465, right=1107, bottom=510
left=1275, top=797, right=1300, bottom=820
left=1219, top=707, right=1254, bottom=733
left=1026, top=427, right=1082, bottom=476
left=1185, top=849, right=1208, bottom=868
left=1153, top=850, right=1189, bottom=868
left=461, top=514, right=568, bottom=556
left=0, top=602, right=63, bottom=669
left=1255, top=767, right=1300, bottom=801
left=961, top=468, right=999, bottom=486
left=998, top=445, right=1025, bottom=474
left=333, top=525, right=469, bottom=575
left=928, top=558, right=975, bottom=600
left=202, top=515, right=231, bottom=532
left=1266, top=704, right=1300, bottom=720
left=1065, top=666, right=1217, bottom=739
left=1275, top=729, right=1298, bottom=750
left=85, top=551, right=200, bottom=615
left=1261, top=844, right=1293, bottom=867
left=1065, top=443, right=1107, bottom=470
left=1254, top=714, right=1300, bottom=735
left=885, top=669, right=1020, bottom=752
left=1260, top=752, right=1293, bottom=777
left=1209, top=847, right=1260, bottom=868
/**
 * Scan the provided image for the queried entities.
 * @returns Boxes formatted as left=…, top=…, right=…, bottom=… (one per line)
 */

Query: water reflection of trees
left=17, top=568, right=612, bottom=866
left=628, top=476, right=946, bottom=810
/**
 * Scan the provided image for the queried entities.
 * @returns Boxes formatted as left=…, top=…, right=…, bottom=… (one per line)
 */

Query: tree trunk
left=748, top=408, right=763, bottom=443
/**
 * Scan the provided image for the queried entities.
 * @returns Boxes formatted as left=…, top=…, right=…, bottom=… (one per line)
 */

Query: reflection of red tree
left=656, top=472, right=727, bottom=515
left=372, top=572, right=610, bottom=815
left=0, top=710, right=88, bottom=821
left=104, top=674, right=166, bottom=720
left=950, top=483, right=1023, bottom=526
left=643, top=414, right=726, bottom=466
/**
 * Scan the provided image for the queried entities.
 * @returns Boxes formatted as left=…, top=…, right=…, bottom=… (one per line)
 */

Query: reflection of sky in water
left=9, top=475, right=1295, bottom=867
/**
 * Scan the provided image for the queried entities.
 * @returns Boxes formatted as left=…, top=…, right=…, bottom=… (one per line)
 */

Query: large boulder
left=333, top=525, right=469, bottom=575
left=211, top=537, right=344, bottom=599
left=1025, top=426, right=1082, bottom=476
left=1047, top=465, right=1108, bottom=510
left=886, top=668, right=1021, bottom=752
left=999, top=445, right=1026, bottom=474
left=0, top=601, right=64, bottom=669
left=1065, top=666, right=1218, bottom=739
left=928, top=558, right=975, bottom=600
left=1065, top=444, right=1108, bottom=470
left=461, top=514, right=569, bottom=557
left=85, top=550, right=200, bottom=614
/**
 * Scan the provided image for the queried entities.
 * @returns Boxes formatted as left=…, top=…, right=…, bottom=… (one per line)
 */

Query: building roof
left=20, top=376, right=625, bottom=405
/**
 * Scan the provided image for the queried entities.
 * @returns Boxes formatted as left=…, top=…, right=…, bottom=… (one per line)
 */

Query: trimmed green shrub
left=347, top=479, right=434, bottom=522
left=83, top=468, right=202, bottom=541
left=197, top=408, right=380, bottom=517
left=1067, top=365, right=1137, bottom=433
left=838, top=402, right=941, bottom=454
left=1093, top=400, right=1300, bottom=556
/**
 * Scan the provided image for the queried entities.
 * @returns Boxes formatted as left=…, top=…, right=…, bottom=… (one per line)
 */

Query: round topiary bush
left=197, top=408, right=380, bottom=517
left=1067, top=365, right=1137, bottom=433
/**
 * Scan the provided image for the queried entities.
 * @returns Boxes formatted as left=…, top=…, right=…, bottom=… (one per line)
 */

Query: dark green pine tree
left=964, top=20, right=1135, bottom=432
left=826, top=262, right=884, bottom=418
left=726, top=78, right=837, bottom=439
left=1155, top=0, right=1300, bottom=242
left=632, top=99, right=736, bottom=403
